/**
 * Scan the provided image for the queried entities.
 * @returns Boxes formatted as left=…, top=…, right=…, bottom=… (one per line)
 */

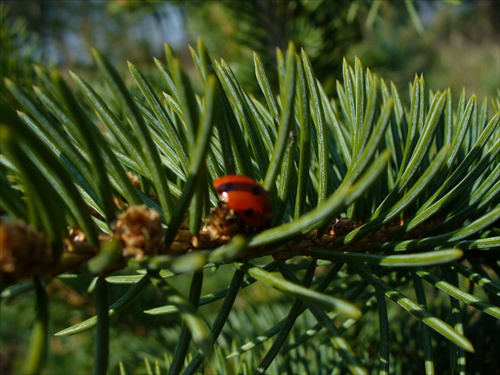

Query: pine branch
left=1, top=41, right=499, bottom=374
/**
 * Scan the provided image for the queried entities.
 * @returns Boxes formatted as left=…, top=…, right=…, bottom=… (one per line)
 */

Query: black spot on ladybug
left=251, top=186, right=263, bottom=196
left=243, top=208, right=255, bottom=217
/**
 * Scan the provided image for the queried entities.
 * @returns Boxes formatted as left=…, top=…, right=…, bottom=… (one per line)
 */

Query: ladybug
left=213, top=175, right=272, bottom=228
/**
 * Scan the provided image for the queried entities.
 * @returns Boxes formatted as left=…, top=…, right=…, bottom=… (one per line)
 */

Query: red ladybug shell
left=213, top=175, right=272, bottom=227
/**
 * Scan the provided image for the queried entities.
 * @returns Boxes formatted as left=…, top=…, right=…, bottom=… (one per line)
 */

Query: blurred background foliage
left=1, top=0, right=499, bottom=373
left=2, top=0, right=499, bottom=99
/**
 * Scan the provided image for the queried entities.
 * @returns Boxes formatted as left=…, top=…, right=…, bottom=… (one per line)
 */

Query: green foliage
left=180, top=0, right=356, bottom=93
left=1, top=40, right=499, bottom=374
left=180, top=0, right=432, bottom=94
left=0, top=4, right=46, bottom=103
